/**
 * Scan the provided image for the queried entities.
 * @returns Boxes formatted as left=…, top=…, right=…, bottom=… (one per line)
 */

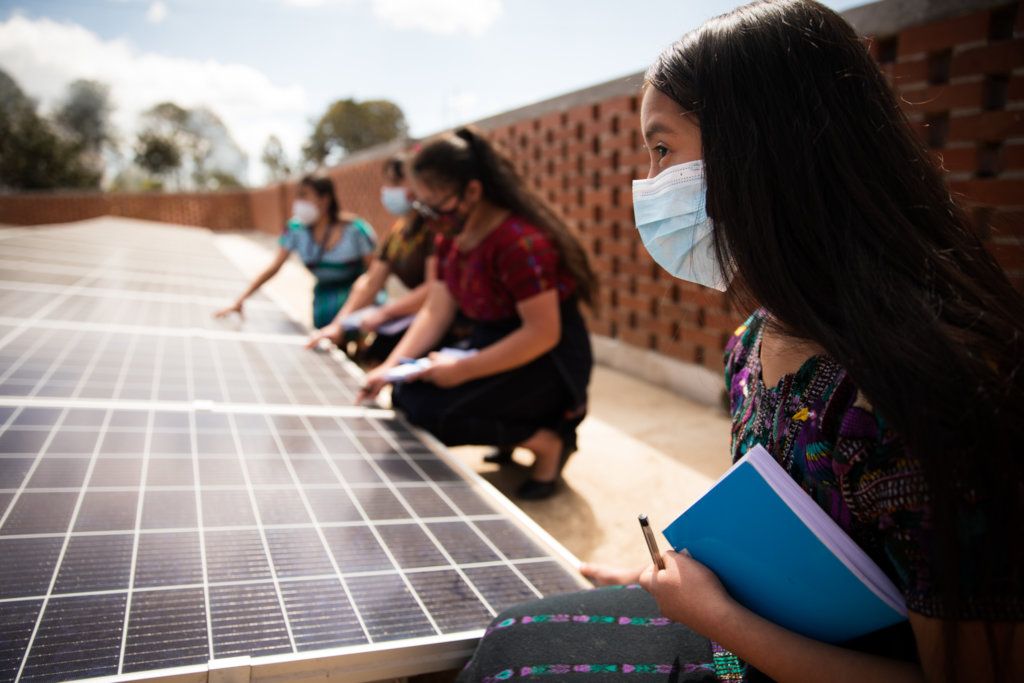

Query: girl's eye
left=653, top=145, right=669, bottom=160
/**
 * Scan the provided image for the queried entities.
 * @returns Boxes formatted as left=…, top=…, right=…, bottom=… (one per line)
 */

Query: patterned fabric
left=375, top=215, right=435, bottom=290
left=725, top=308, right=1018, bottom=619
left=435, top=215, right=577, bottom=321
left=278, top=218, right=376, bottom=327
left=456, top=585, right=738, bottom=682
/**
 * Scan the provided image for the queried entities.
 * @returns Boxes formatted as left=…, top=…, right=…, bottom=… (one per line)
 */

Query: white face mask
left=380, top=186, right=412, bottom=216
left=292, top=199, right=320, bottom=225
left=632, top=160, right=727, bottom=291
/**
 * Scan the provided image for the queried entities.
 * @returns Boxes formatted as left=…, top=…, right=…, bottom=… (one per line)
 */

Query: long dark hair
left=411, top=127, right=598, bottom=308
left=647, top=0, right=1022, bottom=673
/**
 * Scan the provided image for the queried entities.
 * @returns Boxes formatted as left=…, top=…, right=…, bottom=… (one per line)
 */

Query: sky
left=0, top=0, right=865, bottom=185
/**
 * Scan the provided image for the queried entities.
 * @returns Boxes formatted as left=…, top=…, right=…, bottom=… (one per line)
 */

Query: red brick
left=566, top=105, right=595, bottom=125
left=897, top=9, right=990, bottom=57
left=618, top=259, right=656, bottom=278
left=635, top=278, right=673, bottom=299
left=678, top=285, right=728, bottom=308
left=932, top=146, right=978, bottom=173
left=988, top=239, right=1024, bottom=272
left=537, top=177, right=562, bottom=192
left=947, top=110, right=1024, bottom=142
left=599, top=170, right=636, bottom=188
left=887, top=58, right=929, bottom=87
left=584, top=119, right=613, bottom=139
left=620, top=327, right=654, bottom=349
left=599, top=96, right=637, bottom=118
left=655, top=301, right=700, bottom=326
left=565, top=206, right=592, bottom=222
left=899, top=81, right=986, bottom=113
left=1009, top=75, right=1024, bottom=102
left=1004, top=143, right=1024, bottom=171
left=538, top=112, right=563, bottom=130
left=601, top=240, right=635, bottom=259
left=582, top=189, right=613, bottom=210
left=608, top=307, right=633, bottom=327
left=565, top=140, right=591, bottom=158
left=950, top=39, right=1024, bottom=79
left=606, top=271, right=632, bottom=290
left=583, top=223, right=617, bottom=240
left=948, top=178, right=1024, bottom=206
left=590, top=254, right=616, bottom=275
left=566, top=174, right=591, bottom=190
left=619, top=150, right=650, bottom=170
left=600, top=130, right=636, bottom=153
left=617, top=113, right=642, bottom=134
left=865, top=36, right=880, bottom=61
left=602, top=206, right=636, bottom=223
left=551, top=127, right=578, bottom=143
left=657, top=336, right=700, bottom=364
left=587, top=317, right=613, bottom=337
left=582, top=155, right=615, bottom=172
left=551, top=160, right=576, bottom=175
left=703, top=352, right=726, bottom=374
left=639, top=315, right=676, bottom=338
left=705, top=310, right=748, bottom=338
left=990, top=208, right=1024, bottom=236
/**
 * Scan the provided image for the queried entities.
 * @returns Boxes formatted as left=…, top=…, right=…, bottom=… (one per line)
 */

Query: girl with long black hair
left=456, top=0, right=1022, bottom=680
left=359, top=127, right=598, bottom=500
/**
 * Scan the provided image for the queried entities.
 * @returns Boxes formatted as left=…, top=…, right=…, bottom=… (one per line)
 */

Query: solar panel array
left=0, top=219, right=587, bottom=683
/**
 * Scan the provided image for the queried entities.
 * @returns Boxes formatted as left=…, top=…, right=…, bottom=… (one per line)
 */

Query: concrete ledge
left=590, top=334, right=726, bottom=409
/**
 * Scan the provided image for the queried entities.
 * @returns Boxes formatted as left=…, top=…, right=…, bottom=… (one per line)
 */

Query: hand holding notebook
left=661, top=444, right=908, bottom=643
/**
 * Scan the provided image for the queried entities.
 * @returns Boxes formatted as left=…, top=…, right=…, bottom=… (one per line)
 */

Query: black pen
left=638, top=513, right=665, bottom=571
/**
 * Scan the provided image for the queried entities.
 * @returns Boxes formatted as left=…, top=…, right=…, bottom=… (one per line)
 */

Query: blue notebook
left=662, top=444, right=908, bottom=643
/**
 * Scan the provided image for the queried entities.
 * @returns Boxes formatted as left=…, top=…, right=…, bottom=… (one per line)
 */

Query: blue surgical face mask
left=381, top=186, right=412, bottom=215
left=632, top=160, right=728, bottom=291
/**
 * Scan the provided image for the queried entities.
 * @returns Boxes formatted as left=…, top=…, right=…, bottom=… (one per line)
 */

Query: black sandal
left=482, top=446, right=515, bottom=465
left=515, top=445, right=575, bottom=500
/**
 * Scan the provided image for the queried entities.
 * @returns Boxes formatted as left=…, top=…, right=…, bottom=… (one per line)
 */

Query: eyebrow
left=643, top=121, right=672, bottom=141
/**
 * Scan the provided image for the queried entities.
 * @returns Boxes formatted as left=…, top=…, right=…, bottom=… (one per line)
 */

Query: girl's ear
left=463, top=179, right=484, bottom=204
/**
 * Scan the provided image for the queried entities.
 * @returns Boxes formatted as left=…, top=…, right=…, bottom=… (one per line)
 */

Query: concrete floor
left=215, top=230, right=735, bottom=575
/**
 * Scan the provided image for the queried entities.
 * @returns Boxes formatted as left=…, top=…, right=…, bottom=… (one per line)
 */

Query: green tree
left=0, top=69, right=100, bottom=190
left=54, top=79, right=115, bottom=182
left=261, top=135, right=291, bottom=182
left=136, top=102, right=247, bottom=190
left=304, top=98, right=407, bottom=164
left=133, top=130, right=182, bottom=181
left=55, top=79, right=114, bottom=154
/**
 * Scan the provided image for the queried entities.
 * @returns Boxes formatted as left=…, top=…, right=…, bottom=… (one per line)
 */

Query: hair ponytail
left=413, top=126, right=599, bottom=308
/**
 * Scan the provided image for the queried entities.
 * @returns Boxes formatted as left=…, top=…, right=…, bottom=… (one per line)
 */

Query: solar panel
left=0, top=219, right=588, bottom=683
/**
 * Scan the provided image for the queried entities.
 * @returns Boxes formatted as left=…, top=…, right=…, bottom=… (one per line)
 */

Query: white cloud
left=371, top=0, right=501, bottom=35
left=146, top=1, right=169, bottom=23
left=0, top=14, right=310, bottom=185
left=281, top=0, right=501, bottom=35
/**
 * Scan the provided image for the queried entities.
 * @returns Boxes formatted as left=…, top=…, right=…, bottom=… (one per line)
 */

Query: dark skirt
left=455, top=585, right=747, bottom=682
left=392, top=298, right=592, bottom=450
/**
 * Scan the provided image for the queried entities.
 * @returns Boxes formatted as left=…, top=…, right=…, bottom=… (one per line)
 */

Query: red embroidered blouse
left=435, top=215, right=577, bottom=321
